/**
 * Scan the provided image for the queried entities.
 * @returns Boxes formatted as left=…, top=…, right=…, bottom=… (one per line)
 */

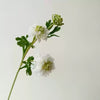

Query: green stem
left=19, top=66, right=26, bottom=70
left=7, top=65, right=21, bottom=100
left=8, top=37, right=37, bottom=100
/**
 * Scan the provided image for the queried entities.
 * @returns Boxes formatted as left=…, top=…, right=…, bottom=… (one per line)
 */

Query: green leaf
left=26, top=67, right=32, bottom=76
left=21, top=56, right=34, bottom=76
left=48, top=34, right=59, bottom=38
left=15, top=35, right=30, bottom=54
left=46, top=20, right=53, bottom=30
left=49, top=26, right=61, bottom=35
left=27, top=56, right=34, bottom=62
left=46, top=20, right=51, bottom=27
left=16, top=37, right=21, bottom=41
left=22, top=61, right=26, bottom=64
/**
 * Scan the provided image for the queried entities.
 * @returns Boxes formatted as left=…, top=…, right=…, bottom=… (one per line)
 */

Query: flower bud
left=52, top=14, right=64, bottom=26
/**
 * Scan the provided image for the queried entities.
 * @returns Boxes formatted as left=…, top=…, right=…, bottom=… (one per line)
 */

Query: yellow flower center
left=42, top=61, right=53, bottom=71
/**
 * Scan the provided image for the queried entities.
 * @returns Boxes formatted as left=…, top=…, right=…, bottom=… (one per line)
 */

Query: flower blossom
left=34, top=54, right=55, bottom=76
left=29, top=25, right=49, bottom=42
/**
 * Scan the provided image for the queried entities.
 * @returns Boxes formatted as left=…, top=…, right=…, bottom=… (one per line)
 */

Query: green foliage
left=48, top=26, right=61, bottom=38
left=47, top=34, right=59, bottom=38
left=46, top=20, right=53, bottom=30
left=20, top=56, right=34, bottom=76
left=27, top=56, right=34, bottom=62
left=46, top=15, right=64, bottom=39
left=15, top=14, right=64, bottom=76
left=49, top=26, right=61, bottom=34
left=16, top=35, right=34, bottom=54
left=26, top=67, right=32, bottom=76
left=16, top=35, right=29, bottom=47
left=16, top=35, right=30, bottom=53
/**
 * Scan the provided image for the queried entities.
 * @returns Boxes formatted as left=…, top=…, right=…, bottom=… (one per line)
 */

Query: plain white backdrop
left=0, top=0, right=100, bottom=100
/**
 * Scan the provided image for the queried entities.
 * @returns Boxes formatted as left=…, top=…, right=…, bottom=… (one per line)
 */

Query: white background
left=0, top=0, right=100, bottom=100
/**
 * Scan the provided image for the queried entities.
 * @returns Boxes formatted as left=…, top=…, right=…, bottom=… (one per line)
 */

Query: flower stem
left=8, top=37, right=37, bottom=100
left=7, top=67, right=20, bottom=100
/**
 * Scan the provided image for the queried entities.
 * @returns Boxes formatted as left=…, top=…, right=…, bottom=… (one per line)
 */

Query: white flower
left=28, top=25, right=49, bottom=42
left=34, top=54, right=55, bottom=76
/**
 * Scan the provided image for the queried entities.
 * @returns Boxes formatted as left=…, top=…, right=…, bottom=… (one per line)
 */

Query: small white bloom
left=28, top=25, right=49, bottom=42
left=34, top=54, right=55, bottom=76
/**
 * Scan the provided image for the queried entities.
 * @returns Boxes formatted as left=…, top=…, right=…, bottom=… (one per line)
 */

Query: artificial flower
left=35, top=54, right=55, bottom=76
left=29, top=25, right=49, bottom=42
left=52, top=14, right=64, bottom=26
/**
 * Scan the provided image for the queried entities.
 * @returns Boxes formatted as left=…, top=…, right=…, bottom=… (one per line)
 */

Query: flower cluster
left=8, top=13, right=64, bottom=100
left=16, top=14, right=64, bottom=76
left=29, top=14, right=64, bottom=42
